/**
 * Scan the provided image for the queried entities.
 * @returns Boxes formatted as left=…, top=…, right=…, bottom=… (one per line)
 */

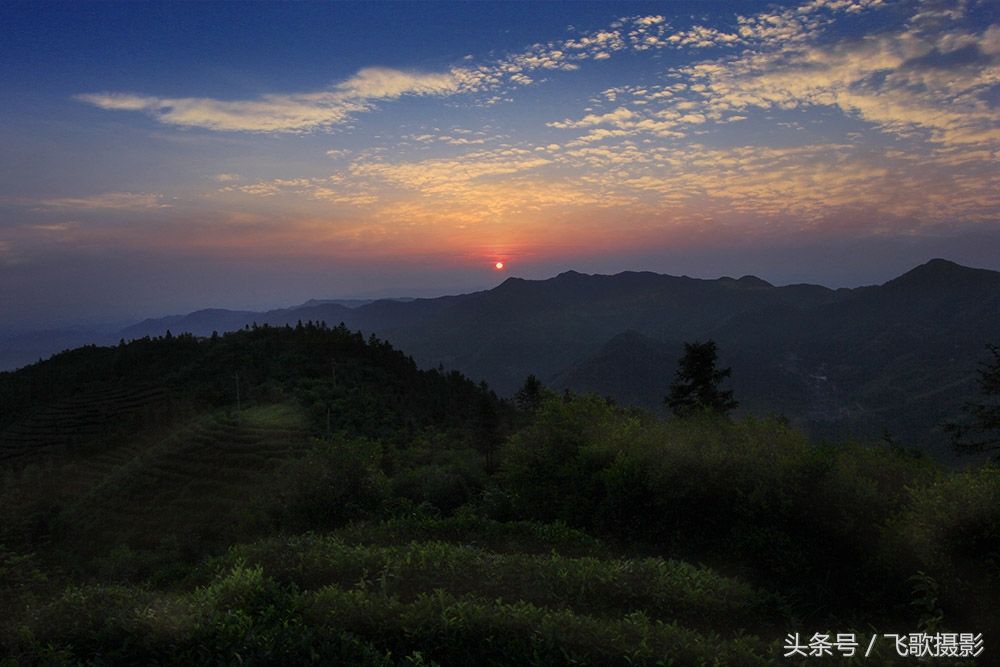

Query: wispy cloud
left=73, top=9, right=815, bottom=134
left=35, top=192, right=169, bottom=210
left=349, top=148, right=551, bottom=193
left=31, top=222, right=79, bottom=232
left=62, top=0, right=997, bottom=258
left=545, top=0, right=997, bottom=151
left=78, top=67, right=466, bottom=133
left=221, top=176, right=378, bottom=206
left=675, top=15, right=1000, bottom=146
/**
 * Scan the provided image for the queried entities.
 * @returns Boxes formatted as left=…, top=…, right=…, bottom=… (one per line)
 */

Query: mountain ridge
left=4, top=259, right=998, bottom=455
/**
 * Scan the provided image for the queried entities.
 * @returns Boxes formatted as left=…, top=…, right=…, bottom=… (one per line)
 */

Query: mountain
left=4, top=259, right=998, bottom=454
left=2, top=302, right=998, bottom=662
left=0, top=325, right=124, bottom=372
left=556, top=330, right=681, bottom=407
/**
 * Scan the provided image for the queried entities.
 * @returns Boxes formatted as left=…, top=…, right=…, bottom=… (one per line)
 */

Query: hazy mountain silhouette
left=3, top=259, right=997, bottom=453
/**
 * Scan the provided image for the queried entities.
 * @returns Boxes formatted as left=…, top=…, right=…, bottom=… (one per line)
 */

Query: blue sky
left=1, top=0, right=998, bottom=328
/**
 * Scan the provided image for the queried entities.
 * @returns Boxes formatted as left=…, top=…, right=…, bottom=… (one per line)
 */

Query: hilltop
left=7, top=258, right=998, bottom=455
left=1, top=321, right=998, bottom=663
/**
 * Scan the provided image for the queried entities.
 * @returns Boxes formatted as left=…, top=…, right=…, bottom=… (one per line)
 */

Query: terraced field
left=222, top=520, right=791, bottom=634
left=67, top=404, right=314, bottom=548
left=0, top=401, right=316, bottom=557
left=3, top=327, right=995, bottom=664
left=188, top=518, right=788, bottom=665
left=0, top=384, right=170, bottom=467
left=16, top=517, right=794, bottom=665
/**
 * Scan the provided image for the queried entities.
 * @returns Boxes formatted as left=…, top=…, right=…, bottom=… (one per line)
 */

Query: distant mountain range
left=4, top=259, right=999, bottom=455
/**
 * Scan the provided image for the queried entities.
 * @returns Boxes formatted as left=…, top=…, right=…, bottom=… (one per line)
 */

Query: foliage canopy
left=664, top=340, right=738, bottom=417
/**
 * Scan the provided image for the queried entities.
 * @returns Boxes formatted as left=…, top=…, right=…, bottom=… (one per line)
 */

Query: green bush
left=496, top=395, right=949, bottom=619
left=11, top=584, right=193, bottom=663
left=332, top=516, right=607, bottom=557
left=390, top=457, right=483, bottom=514
left=219, top=535, right=785, bottom=631
left=303, top=586, right=768, bottom=666
left=883, top=466, right=1000, bottom=634
left=9, top=567, right=403, bottom=666
left=497, top=394, right=625, bottom=525
left=268, top=436, right=390, bottom=531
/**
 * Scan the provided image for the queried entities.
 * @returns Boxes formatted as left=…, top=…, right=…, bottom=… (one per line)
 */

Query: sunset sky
left=2, top=0, right=998, bottom=328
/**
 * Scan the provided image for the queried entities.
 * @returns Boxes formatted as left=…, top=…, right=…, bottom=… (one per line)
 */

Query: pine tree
left=515, top=374, right=544, bottom=412
left=948, top=344, right=1000, bottom=460
left=476, top=381, right=501, bottom=472
left=665, top=340, right=738, bottom=417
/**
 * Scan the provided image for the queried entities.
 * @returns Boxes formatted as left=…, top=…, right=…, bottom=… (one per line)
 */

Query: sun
left=494, top=261, right=505, bottom=270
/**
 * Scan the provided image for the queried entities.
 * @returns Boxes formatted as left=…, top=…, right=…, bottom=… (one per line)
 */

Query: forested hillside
left=1, top=324, right=997, bottom=664
left=13, top=259, right=996, bottom=456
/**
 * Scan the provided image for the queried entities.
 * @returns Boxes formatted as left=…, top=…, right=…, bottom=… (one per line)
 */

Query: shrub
left=12, top=584, right=193, bottom=663
left=497, top=394, right=627, bottom=525
left=496, top=396, right=947, bottom=621
left=219, top=535, right=785, bottom=632
left=303, top=587, right=769, bottom=666
left=332, top=516, right=607, bottom=557
left=268, top=437, right=389, bottom=531
left=883, top=466, right=1000, bottom=635
left=390, top=448, right=484, bottom=514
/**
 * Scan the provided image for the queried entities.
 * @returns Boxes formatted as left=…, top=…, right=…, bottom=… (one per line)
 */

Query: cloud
left=547, top=103, right=699, bottom=142
left=335, top=67, right=461, bottom=98
left=549, top=107, right=637, bottom=129
left=222, top=176, right=377, bottom=207
left=76, top=6, right=870, bottom=134
left=678, top=13, right=1000, bottom=146
left=664, top=26, right=741, bottom=48
left=31, top=222, right=79, bottom=232
left=543, top=0, right=996, bottom=152
left=78, top=67, right=466, bottom=133
left=349, top=148, right=552, bottom=193
left=35, top=192, right=169, bottom=210
left=213, top=173, right=241, bottom=182
left=65, top=0, right=996, bottom=250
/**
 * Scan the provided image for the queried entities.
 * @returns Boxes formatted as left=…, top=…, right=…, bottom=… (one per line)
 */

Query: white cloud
left=35, top=192, right=169, bottom=210
left=31, top=222, right=79, bottom=232
left=222, top=175, right=377, bottom=207
left=80, top=6, right=859, bottom=133
left=334, top=67, right=462, bottom=98
left=678, top=12, right=1000, bottom=146
left=79, top=67, right=466, bottom=133
left=549, top=106, right=637, bottom=129
left=75, top=1, right=885, bottom=134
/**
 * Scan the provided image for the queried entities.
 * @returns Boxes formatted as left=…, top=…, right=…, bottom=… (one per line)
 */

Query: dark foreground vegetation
left=1, top=324, right=997, bottom=665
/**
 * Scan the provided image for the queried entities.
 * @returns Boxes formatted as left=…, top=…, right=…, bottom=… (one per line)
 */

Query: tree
left=514, top=374, right=544, bottom=412
left=665, top=340, right=738, bottom=417
left=948, top=344, right=1000, bottom=460
left=476, top=381, right=501, bottom=472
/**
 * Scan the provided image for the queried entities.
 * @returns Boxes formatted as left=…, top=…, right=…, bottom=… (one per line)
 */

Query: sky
left=1, top=0, right=998, bottom=329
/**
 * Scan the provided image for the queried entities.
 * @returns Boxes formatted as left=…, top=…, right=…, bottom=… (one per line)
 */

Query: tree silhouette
left=476, top=381, right=501, bottom=472
left=515, top=374, right=544, bottom=412
left=665, top=340, right=738, bottom=417
left=947, top=344, right=1000, bottom=460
